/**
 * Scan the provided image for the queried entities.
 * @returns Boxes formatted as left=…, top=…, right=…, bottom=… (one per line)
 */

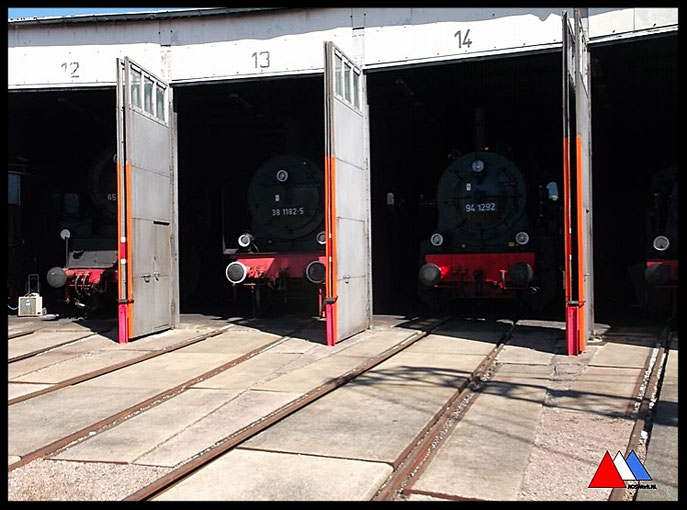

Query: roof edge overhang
left=8, top=7, right=290, bottom=26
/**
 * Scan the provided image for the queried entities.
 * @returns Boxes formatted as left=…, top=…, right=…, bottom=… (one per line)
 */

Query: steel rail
left=9, top=326, right=230, bottom=406
left=8, top=319, right=317, bottom=472
left=608, top=321, right=674, bottom=502
left=373, top=320, right=516, bottom=501
left=8, top=328, right=115, bottom=363
left=8, top=316, right=292, bottom=405
left=125, top=315, right=455, bottom=501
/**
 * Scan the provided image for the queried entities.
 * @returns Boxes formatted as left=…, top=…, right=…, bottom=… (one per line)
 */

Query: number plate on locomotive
left=464, top=202, right=497, bottom=212
left=272, top=207, right=305, bottom=216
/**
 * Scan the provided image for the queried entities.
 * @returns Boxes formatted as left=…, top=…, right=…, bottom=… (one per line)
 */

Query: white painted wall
left=7, top=7, right=677, bottom=89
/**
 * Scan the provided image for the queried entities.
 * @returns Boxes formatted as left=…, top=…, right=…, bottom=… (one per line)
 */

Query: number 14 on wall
left=454, top=29, right=473, bottom=49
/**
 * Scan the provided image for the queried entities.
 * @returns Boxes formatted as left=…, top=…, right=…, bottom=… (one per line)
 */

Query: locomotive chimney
left=474, top=107, right=487, bottom=151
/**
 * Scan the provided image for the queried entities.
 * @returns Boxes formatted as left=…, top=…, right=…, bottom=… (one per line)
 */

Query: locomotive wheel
left=251, top=285, right=262, bottom=317
left=251, top=283, right=273, bottom=317
left=417, top=282, right=449, bottom=314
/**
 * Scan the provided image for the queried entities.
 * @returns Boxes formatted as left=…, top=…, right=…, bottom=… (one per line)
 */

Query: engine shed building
left=8, top=7, right=678, bottom=352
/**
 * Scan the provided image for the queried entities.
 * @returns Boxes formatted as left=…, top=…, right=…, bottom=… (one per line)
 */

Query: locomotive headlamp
left=515, top=231, right=530, bottom=246
left=238, top=233, right=254, bottom=248
left=430, top=233, right=444, bottom=247
left=471, top=159, right=485, bottom=174
left=316, top=231, right=327, bottom=245
left=225, top=261, right=248, bottom=284
left=652, top=235, right=670, bottom=252
left=305, top=261, right=326, bottom=284
left=276, top=169, right=289, bottom=182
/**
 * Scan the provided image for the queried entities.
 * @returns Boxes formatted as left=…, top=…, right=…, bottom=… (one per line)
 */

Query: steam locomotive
left=223, top=154, right=327, bottom=315
left=45, top=147, right=118, bottom=311
left=417, top=148, right=560, bottom=313
left=644, top=165, right=678, bottom=315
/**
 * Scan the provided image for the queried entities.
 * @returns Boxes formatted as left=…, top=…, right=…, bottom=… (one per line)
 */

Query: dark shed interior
left=8, top=34, right=677, bottom=326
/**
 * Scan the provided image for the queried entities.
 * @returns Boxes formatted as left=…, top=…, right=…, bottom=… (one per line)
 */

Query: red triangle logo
left=589, top=451, right=625, bottom=488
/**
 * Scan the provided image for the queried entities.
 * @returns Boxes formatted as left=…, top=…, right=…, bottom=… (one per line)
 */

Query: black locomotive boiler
left=45, top=147, right=118, bottom=311
left=223, top=154, right=327, bottom=315
left=644, top=165, right=678, bottom=315
left=418, top=148, right=560, bottom=312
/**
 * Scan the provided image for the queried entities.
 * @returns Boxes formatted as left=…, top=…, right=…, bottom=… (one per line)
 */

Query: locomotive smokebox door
left=116, top=57, right=177, bottom=342
left=323, top=41, right=372, bottom=345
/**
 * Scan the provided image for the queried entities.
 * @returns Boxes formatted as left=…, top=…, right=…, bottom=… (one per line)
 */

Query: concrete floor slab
left=53, top=388, right=242, bottom=463
left=432, top=320, right=510, bottom=343
left=8, top=386, right=155, bottom=458
left=352, top=349, right=483, bottom=389
left=49, top=334, right=121, bottom=353
left=9, top=352, right=71, bottom=380
left=154, top=449, right=393, bottom=501
left=77, top=352, right=242, bottom=390
left=7, top=317, right=116, bottom=336
left=589, top=341, right=653, bottom=369
left=171, top=329, right=282, bottom=355
left=8, top=382, right=53, bottom=401
left=253, top=354, right=369, bottom=393
left=12, top=349, right=149, bottom=384
left=483, top=364, right=552, bottom=400
left=278, top=321, right=327, bottom=344
left=637, top=349, right=678, bottom=501
left=370, top=315, right=419, bottom=329
left=499, top=335, right=557, bottom=365
left=412, top=388, right=547, bottom=500
left=554, top=366, right=643, bottom=417
left=242, top=383, right=457, bottom=464
left=404, top=332, right=497, bottom=356
left=269, top=337, right=319, bottom=354
left=405, top=492, right=453, bottom=501
left=193, top=352, right=301, bottom=390
left=8, top=331, right=100, bottom=360
left=135, top=389, right=302, bottom=467
left=117, top=327, right=225, bottom=352
left=334, top=329, right=418, bottom=358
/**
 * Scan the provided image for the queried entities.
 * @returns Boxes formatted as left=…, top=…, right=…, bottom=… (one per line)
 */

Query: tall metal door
left=562, top=10, right=594, bottom=355
left=323, top=41, right=372, bottom=345
left=116, top=57, right=176, bottom=342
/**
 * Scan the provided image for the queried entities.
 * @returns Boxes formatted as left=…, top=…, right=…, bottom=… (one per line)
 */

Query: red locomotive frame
left=425, top=252, right=535, bottom=298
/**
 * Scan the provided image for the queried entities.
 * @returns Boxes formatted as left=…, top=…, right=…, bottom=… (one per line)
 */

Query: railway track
left=125, top=316, right=513, bottom=501
left=8, top=317, right=318, bottom=472
left=372, top=323, right=513, bottom=501
left=9, top=326, right=229, bottom=406
left=8, top=317, right=315, bottom=406
left=10, top=316, right=669, bottom=501
left=8, top=324, right=116, bottom=363
left=608, top=321, right=675, bottom=502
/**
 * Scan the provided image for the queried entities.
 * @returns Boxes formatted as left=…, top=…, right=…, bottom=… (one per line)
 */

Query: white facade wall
left=8, top=7, right=678, bottom=89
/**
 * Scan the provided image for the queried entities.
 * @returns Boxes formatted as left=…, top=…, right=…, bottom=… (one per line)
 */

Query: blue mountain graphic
left=626, top=450, right=652, bottom=481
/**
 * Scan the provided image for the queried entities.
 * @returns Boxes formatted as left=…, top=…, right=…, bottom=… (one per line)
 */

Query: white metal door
left=323, top=41, right=372, bottom=345
left=562, top=10, right=594, bottom=354
left=116, top=57, right=176, bottom=341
